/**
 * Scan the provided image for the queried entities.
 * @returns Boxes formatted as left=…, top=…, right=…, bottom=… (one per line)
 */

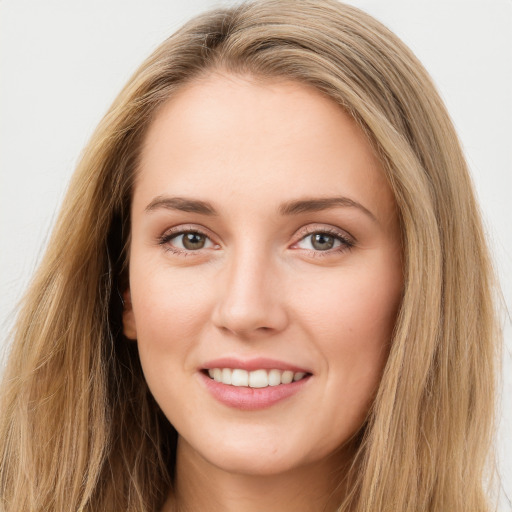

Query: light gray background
left=1, top=0, right=511, bottom=507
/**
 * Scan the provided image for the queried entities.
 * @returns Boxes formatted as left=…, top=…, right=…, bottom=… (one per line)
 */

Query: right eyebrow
left=145, top=196, right=218, bottom=216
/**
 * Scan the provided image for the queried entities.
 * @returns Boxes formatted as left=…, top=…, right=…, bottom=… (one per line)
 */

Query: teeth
left=231, top=369, right=249, bottom=386
left=206, top=368, right=308, bottom=388
left=221, top=368, right=232, bottom=385
left=249, top=369, right=268, bottom=388
left=268, top=369, right=281, bottom=386
left=281, top=370, right=293, bottom=384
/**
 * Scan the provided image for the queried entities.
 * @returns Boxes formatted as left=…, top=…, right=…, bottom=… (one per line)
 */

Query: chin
left=207, top=447, right=308, bottom=477
left=181, top=427, right=337, bottom=478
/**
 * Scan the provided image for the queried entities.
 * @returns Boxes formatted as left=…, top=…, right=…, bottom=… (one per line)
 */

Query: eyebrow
left=145, top=196, right=218, bottom=215
left=145, top=195, right=377, bottom=222
left=278, top=197, right=377, bottom=222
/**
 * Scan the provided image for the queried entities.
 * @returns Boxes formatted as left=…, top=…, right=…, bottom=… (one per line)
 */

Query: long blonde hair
left=0, top=1, right=499, bottom=510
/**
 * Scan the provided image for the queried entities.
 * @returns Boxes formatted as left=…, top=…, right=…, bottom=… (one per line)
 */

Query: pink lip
left=199, top=371, right=311, bottom=411
left=201, top=357, right=311, bottom=373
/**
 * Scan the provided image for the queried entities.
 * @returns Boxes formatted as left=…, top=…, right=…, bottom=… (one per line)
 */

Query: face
left=123, top=73, right=403, bottom=477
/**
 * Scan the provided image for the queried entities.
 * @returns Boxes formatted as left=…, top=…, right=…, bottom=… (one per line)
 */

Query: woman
left=0, top=1, right=501, bottom=511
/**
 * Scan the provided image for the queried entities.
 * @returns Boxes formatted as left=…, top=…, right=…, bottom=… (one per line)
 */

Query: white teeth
left=221, top=368, right=232, bottom=385
left=249, top=369, right=268, bottom=388
left=231, top=369, right=249, bottom=386
left=281, top=370, right=293, bottom=384
left=206, top=368, right=308, bottom=387
left=268, top=369, right=281, bottom=386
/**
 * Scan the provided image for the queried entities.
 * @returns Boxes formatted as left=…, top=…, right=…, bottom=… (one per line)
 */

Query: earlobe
left=122, top=289, right=138, bottom=340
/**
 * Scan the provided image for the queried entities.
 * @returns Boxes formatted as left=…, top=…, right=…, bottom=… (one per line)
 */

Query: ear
left=122, top=289, right=138, bottom=340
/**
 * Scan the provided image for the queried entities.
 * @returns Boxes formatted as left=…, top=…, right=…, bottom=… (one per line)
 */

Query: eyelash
left=158, top=227, right=217, bottom=256
left=294, top=226, right=355, bottom=257
left=157, top=226, right=355, bottom=257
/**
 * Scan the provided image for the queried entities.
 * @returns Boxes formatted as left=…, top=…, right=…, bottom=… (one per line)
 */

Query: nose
left=211, top=247, right=289, bottom=338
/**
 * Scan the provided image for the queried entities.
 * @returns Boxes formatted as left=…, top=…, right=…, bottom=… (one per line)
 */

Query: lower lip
left=200, top=372, right=311, bottom=411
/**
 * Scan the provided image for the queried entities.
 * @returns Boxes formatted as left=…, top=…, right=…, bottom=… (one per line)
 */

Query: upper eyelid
left=161, top=224, right=216, bottom=240
left=294, top=224, right=355, bottom=243
left=292, top=232, right=354, bottom=252
left=157, top=225, right=219, bottom=253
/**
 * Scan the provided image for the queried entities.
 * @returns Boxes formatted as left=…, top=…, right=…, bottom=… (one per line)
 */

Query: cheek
left=131, top=262, right=210, bottom=332
left=298, top=261, right=401, bottom=348
left=128, top=263, right=215, bottom=378
left=128, top=264, right=219, bottom=427
left=296, top=258, right=401, bottom=412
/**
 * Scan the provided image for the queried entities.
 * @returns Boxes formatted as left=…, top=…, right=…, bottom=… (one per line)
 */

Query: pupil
left=312, top=233, right=334, bottom=250
left=183, top=233, right=205, bottom=250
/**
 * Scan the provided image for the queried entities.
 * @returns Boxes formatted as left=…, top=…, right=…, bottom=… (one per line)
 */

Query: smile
left=200, top=358, right=313, bottom=410
left=207, top=368, right=308, bottom=388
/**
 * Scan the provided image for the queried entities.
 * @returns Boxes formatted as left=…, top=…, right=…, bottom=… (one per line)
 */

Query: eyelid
left=158, top=224, right=220, bottom=252
left=290, top=224, right=356, bottom=255
left=293, top=224, right=356, bottom=244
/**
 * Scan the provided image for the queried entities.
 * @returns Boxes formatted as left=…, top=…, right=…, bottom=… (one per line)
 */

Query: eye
left=293, top=228, right=354, bottom=254
left=300, top=233, right=339, bottom=251
left=159, top=229, right=217, bottom=253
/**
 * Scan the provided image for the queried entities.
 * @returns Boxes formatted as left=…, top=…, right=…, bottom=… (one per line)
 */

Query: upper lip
left=201, top=357, right=312, bottom=374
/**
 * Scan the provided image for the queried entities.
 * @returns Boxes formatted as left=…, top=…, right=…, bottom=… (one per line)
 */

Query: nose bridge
left=213, top=242, right=287, bottom=336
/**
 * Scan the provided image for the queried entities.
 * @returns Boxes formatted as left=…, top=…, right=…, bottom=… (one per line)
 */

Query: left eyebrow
left=278, top=196, right=377, bottom=223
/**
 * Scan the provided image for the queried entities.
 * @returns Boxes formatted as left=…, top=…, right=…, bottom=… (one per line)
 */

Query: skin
left=123, top=72, right=403, bottom=512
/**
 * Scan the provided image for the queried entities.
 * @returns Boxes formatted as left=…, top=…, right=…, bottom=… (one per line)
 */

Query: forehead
left=135, top=73, right=395, bottom=221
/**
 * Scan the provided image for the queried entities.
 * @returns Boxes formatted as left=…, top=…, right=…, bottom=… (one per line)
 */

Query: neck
left=161, top=436, right=356, bottom=512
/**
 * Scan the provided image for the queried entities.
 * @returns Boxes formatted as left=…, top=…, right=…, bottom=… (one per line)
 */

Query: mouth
left=199, top=359, right=312, bottom=410
left=203, top=368, right=310, bottom=388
